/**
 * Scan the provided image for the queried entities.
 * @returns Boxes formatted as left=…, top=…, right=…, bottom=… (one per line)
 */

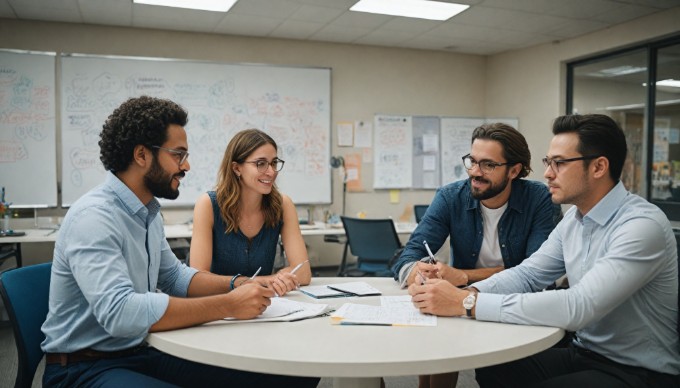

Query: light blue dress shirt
left=41, top=172, right=198, bottom=353
left=474, top=182, right=680, bottom=375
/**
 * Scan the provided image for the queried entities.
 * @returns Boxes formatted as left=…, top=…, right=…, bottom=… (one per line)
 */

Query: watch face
left=463, top=294, right=476, bottom=309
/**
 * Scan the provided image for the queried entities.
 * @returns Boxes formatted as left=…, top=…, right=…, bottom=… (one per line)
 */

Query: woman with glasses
left=190, top=128, right=311, bottom=296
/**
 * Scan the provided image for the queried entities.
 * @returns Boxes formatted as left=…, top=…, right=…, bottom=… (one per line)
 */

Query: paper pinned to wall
left=337, top=121, right=354, bottom=147
left=373, top=115, right=412, bottom=188
left=354, top=120, right=373, bottom=148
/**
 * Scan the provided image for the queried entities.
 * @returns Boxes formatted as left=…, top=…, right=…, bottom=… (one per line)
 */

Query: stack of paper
left=331, top=295, right=436, bottom=326
left=223, top=298, right=330, bottom=323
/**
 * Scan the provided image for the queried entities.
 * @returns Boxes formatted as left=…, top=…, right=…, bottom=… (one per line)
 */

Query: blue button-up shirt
left=393, top=178, right=558, bottom=280
left=474, top=182, right=680, bottom=375
left=41, top=172, right=198, bottom=353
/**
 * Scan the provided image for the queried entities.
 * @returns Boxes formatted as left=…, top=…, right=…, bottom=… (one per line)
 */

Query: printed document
left=331, top=296, right=436, bottom=326
left=223, top=298, right=329, bottom=323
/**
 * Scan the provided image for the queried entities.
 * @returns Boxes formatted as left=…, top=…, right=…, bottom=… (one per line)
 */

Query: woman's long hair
left=215, top=129, right=283, bottom=234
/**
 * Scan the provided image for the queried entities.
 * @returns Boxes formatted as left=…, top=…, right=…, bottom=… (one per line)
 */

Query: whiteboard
left=0, top=50, right=57, bottom=208
left=60, top=54, right=331, bottom=207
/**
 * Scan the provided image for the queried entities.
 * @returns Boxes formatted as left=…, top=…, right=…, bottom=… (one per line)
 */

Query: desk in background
left=147, top=277, right=563, bottom=388
left=0, top=222, right=418, bottom=268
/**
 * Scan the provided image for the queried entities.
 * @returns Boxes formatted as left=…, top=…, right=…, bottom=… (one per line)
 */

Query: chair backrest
left=341, top=217, right=402, bottom=265
left=0, top=263, right=52, bottom=388
left=414, top=205, right=429, bottom=223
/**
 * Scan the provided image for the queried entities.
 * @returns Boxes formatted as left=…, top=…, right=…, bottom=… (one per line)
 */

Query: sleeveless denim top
left=207, top=191, right=282, bottom=277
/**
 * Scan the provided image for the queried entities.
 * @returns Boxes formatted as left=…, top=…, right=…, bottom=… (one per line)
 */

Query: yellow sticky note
left=389, top=189, right=400, bottom=204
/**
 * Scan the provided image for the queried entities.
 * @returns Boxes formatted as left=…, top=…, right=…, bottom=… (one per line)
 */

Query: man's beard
left=470, top=174, right=509, bottom=201
left=144, top=158, right=184, bottom=200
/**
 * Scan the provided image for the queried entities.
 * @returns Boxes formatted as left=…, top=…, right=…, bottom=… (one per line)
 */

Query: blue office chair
left=339, top=217, right=403, bottom=277
left=0, top=262, right=51, bottom=388
left=414, top=205, right=429, bottom=223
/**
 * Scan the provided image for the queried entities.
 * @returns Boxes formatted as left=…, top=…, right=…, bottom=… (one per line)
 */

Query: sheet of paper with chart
left=331, top=295, right=436, bottom=326
left=223, top=298, right=329, bottom=323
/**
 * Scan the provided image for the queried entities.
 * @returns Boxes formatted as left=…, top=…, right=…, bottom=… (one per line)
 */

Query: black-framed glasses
left=244, top=158, right=285, bottom=173
left=152, top=146, right=189, bottom=166
left=542, top=155, right=601, bottom=173
left=462, top=154, right=514, bottom=174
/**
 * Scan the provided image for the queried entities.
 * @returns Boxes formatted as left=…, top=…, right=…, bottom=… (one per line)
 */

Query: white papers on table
left=326, top=281, right=382, bottom=296
left=331, top=296, right=436, bottom=326
left=299, top=285, right=353, bottom=299
left=223, top=298, right=329, bottom=323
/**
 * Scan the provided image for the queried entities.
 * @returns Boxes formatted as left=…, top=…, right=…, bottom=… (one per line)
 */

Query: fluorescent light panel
left=133, top=0, right=237, bottom=12
left=657, top=79, right=680, bottom=88
left=350, top=0, right=469, bottom=21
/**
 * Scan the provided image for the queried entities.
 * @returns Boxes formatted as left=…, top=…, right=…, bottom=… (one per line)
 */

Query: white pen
left=290, top=260, right=309, bottom=275
left=423, top=240, right=436, bottom=264
left=249, top=266, right=262, bottom=281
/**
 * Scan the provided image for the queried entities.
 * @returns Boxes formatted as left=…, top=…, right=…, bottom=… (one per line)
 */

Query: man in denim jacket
left=393, top=123, right=557, bottom=388
left=393, top=123, right=557, bottom=288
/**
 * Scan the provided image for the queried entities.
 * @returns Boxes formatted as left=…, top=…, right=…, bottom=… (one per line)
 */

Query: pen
left=249, top=266, right=262, bottom=281
left=423, top=240, right=436, bottom=264
left=290, top=260, right=309, bottom=275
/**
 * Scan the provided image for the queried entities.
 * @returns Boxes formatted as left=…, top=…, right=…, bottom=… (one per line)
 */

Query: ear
left=508, top=163, right=522, bottom=180
left=132, top=145, right=150, bottom=168
left=231, top=161, right=241, bottom=177
left=591, top=156, right=609, bottom=179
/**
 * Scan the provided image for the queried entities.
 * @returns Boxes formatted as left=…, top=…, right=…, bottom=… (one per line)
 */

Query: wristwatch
left=462, top=292, right=477, bottom=317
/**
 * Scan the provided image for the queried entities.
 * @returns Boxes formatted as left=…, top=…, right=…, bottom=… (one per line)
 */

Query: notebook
left=299, top=285, right=353, bottom=299
left=326, top=281, right=382, bottom=296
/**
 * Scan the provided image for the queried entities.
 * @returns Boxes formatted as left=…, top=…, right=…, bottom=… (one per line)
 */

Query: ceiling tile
left=378, top=17, right=440, bottom=33
left=78, top=0, right=131, bottom=27
left=479, top=0, right=566, bottom=14
left=310, top=25, right=373, bottom=43
left=546, top=0, right=620, bottom=19
left=213, top=13, right=280, bottom=37
left=452, top=6, right=529, bottom=28
left=592, top=4, right=663, bottom=24
left=8, top=0, right=81, bottom=23
left=230, top=0, right=300, bottom=19
left=133, top=4, right=225, bottom=34
left=270, top=19, right=324, bottom=40
left=288, top=4, right=345, bottom=23
left=0, top=0, right=16, bottom=18
left=548, top=19, right=610, bottom=39
left=329, top=10, right=392, bottom=29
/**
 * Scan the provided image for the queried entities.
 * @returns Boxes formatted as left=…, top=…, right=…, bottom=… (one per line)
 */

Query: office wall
left=0, top=18, right=484, bottom=265
left=485, top=7, right=680, bottom=178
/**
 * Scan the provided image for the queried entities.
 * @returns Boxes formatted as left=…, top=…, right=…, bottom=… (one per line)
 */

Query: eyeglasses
left=244, top=159, right=285, bottom=173
left=462, top=154, right=514, bottom=174
left=152, top=146, right=189, bottom=166
left=542, top=155, right=601, bottom=173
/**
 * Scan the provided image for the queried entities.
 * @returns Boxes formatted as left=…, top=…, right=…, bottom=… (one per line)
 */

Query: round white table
left=147, top=278, right=563, bottom=388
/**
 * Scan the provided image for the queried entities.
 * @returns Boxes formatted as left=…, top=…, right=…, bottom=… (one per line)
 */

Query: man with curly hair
left=40, top=96, right=319, bottom=387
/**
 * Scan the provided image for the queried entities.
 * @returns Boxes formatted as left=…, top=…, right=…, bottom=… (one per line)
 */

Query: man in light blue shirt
left=40, top=96, right=318, bottom=387
left=410, top=114, right=679, bottom=387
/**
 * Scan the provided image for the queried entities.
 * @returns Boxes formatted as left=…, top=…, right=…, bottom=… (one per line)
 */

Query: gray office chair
left=338, top=216, right=403, bottom=277
left=414, top=205, right=429, bottom=223
left=0, top=262, right=51, bottom=388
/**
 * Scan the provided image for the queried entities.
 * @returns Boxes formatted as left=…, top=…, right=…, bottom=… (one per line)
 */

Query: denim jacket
left=392, top=178, right=558, bottom=279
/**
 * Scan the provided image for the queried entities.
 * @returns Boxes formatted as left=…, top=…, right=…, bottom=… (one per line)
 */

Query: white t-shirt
left=476, top=202, right=507, bottom=269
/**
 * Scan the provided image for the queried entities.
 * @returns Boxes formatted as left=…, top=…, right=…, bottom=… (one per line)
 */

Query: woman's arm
left=278, top=194, right=311, bottom=285
left=189, top=193, right=216, bottom=272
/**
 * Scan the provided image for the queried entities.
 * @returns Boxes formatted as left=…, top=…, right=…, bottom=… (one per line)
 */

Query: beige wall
left=2, top=7, right=679, bottom=266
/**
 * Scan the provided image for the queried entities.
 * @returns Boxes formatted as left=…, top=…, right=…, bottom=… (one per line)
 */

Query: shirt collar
left=105, top=171, right=162, bottom=221
left=579, top=181, right=627, bottom=226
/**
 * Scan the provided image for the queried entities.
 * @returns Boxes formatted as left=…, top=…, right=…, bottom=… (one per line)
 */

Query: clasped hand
left=409, top=261, right=468, bottom=287
left=253, top=272, right=300, bottom=296
left=408, top=278, right=468, bottom=317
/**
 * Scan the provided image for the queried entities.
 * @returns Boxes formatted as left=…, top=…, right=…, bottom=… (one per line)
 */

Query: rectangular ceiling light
left=657, top=79, right=680, bottom=88
left=350, top=0, right=469, bottom=21
left=133, top=0, right=237, bottom=12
